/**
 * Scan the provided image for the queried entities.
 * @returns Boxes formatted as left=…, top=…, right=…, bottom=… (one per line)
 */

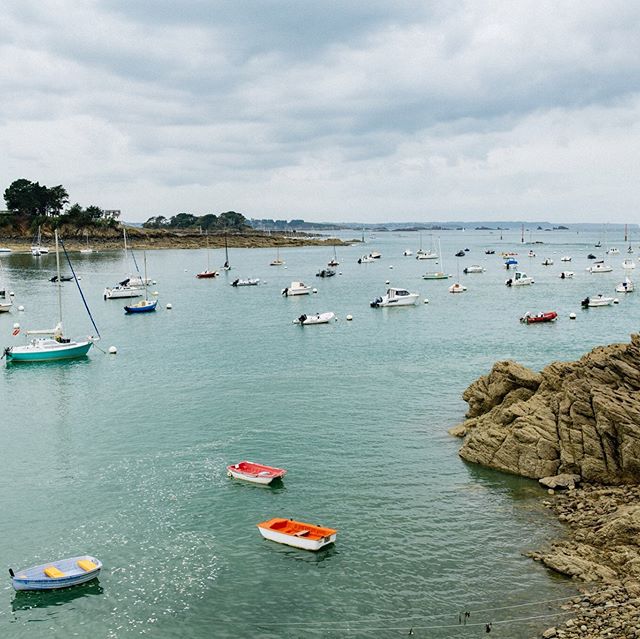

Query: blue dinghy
left=10, top=555, right=102, bottom=591
left=124, top=299, right=157, bottom=314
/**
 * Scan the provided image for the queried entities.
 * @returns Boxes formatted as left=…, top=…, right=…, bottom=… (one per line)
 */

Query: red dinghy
left=196, top=270, right=218, bottom=279
left=520, top=311, right=558, bottom=324
left=227, top=461, right=287, bottom=485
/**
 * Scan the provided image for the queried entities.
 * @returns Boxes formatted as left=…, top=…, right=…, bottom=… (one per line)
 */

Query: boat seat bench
left=293, top=530, right=310, bottom=537
left=44, top=566, right=66, bottom=578
left=77, top=559, right=98, bottom=572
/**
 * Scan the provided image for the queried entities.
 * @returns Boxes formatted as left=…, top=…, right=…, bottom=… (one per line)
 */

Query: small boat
left=628, top=246, right=634, bottom=254
left=294, top=312, right=336, bottom=325
left=0, top=247, right=12, bottom=253
left=197, top=231, right=218, bottom=278
left=608, top=247, right=620, bottom=255
left=454, top=250, right=465, bottom=257
left=227, top=461, right=286, bottom=485
left=595, top=241, right=602, bottom=248
left=423, top=271, right=450, bottom=280
left=403, top=249, right=413, bottom=256
left=282, top=281, right=311, bottom=296
left=541, top=258, right=554, bottom=266
left=501, top=252, right=518, bottom=257
left=485, top=249, right=495, bottom=255
left=616, top=277, right=634, bottom=293
left=587, top=261, right=613, bottom=273
left=520, top=311, right=558, bottom=324
left=270, top=247, right=285, bottom=266
left=370, top=287, right=419, bottom=307
left=104, top=280, right=144, bottom=299
left=527, top=250, right=536, bottom=257
left=581, top=294, right=615, bottom=308
left=328, top=244, right=339, bottom=266
left=416, top=250, right=438, bottom=260
left=559, top=271, right=574, bottom=279
left=80, top=231, right=93, bottom=254
left=622, top=259, right=636, bottom=270
left=463, top=265, right=484, bottom=274
left=448, top=282, right=467, bottom=293
left=560, top=256, right=572, bottom=262
left=0, top=288, right=12, bottom=313
left=316, top=268, right=336, bottom=278
left=30, top=226, right=49, bottom=255
left=231, top=278, right=260, bottom=287
left=357, top=255, right=375, bottom=263
left=10, top=556, right=101, bottom=591
left=505, top=271, right=534, bottom=286
left=257, top=518, right=337, bottom=551
left=124, top=299, right=157, bottom=314
left=369, top=251, right=381, bottom=259
left=49, top=275, right=73, bottom=282
left=504, top=258, right=518, bottom=269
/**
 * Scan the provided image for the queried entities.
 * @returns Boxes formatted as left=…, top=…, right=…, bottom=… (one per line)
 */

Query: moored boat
left=124, top=299, right=157, bottom=314
left=586, top=261, right=613, bottom=273
left=463, top=265, right=484, bottom=274
left=257, top=518, right=337, bottom=551
left=541, top=258, right=554, bottom=266
left=282, top=281, right=311, bottom=296
left=505, top=271, right=534, bottom=286
left=581, top=294, right=615, bottom=308
left=10, top=556, right=101, bottom=591
left=231, top=278, right=260, bottom=287
left=559, top=271, right=574, bottom=279
left=227, top=461, right=286, bottom=485
left=615, top=277, right=634, bottom=293
left=357, top=255, right=375, bottom=263
left=294, top=312, right=336, bottom=325
left=560, top=256, right=572, bottom=262
left=370, top=287, right=419, bottom=307
left=316, top=268, right=336, bottom=278
left=520, top=311, right=558, bottom=324
left=622, top=259, right=636, bottom=270
left=196, top=270, right=218, bottom=279
left=448, top=282, right=467, bottom=293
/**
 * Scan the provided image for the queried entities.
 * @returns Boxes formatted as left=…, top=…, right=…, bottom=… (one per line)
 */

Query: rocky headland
left=450, top=335, right=640, bottom=638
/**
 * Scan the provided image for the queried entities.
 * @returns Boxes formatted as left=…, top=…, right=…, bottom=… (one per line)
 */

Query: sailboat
left=222, top=233, right=231, bottom=271
left=30, top=226, right=49, bottom=256
left=448, top=258, right=467, bottom=293
left=80, top=230, right=93, bottom=254
left=104, top=229, right=144, bottom=298
left=416, top=233, right=438, bottom=260
left=197, top=232, right=218, bottom=278
left=328, top=243, right=339, bottom=267
left=0, top=260, right=12, bottom=313
left=270, top=246, right=284, bottom=266
left=3, top=231, right=95, bottom=362
left=423, top=239, right=451, bottom=279
left=124, top=252, right=157, bottom=313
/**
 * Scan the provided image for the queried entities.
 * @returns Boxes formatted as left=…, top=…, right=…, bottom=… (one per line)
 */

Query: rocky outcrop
left=452, top=335, right=640, bottom=484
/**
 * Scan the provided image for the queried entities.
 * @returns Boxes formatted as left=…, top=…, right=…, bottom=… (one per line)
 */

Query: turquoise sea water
left=0, top=228, right=636, bottom=638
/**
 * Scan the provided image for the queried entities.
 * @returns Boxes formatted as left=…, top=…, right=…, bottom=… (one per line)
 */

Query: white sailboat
left=0, top=260, right=12, bottom=313
left=270, top=246, right=285, bottom=266
left=423, top=239, right=451, bottom=279
left=4, top=231, right=95, bottom=362
left=328, top=243, right=339, bottom=267
left=103, top=228, right=144, bottom=299
left=80, top=230, right=94, bottom=254
left=30, top=226, right=49, bottom=255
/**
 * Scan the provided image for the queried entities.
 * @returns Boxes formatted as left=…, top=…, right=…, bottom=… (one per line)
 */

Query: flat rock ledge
left=450, top=336, right=640, bottom=638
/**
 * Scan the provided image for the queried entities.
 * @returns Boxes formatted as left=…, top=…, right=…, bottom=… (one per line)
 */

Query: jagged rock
left=454, top=335, right=640, bottom=484
left=540, top=474, right=582, bottom=490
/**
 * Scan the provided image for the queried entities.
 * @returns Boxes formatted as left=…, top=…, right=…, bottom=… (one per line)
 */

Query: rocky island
left=451, top=335, right=640, bottom=638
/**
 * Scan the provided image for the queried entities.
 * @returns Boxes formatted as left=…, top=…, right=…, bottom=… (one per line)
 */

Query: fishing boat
left=559, top=271, right=574, bottom=279
left=282, top=281, right=311, bottom=296
left=227, top=461, right=286, bottom=485
left=586, top=261, right=613, bottom=273
left=257, top=518, right=337, bottom=551
left=316, top=268, right=336, bottom=278
left=231, top=278, right=260, bottom=287
left=463, top=265, right=484, bottom=274
left=104, top=229, right=146, bottom=297
left=270, top=247, right=285, bottom=266
left=615, top=277, right=634, bottom=293
left=560, top=256, right=572, bottom=262
left=125, top=253, right=156, bottom=314
left=196, top=232, right=218, bottom=278
left=581, top=294, right=615, bottom=308
left=520, top=311, right=558, bottom=324
left=370, top=288, right=419, bottom=307
left=222, top=233, right=231, bottom=271
left=622, top=258, right=636, bottom=270
left=4, top=232, right=96, bottom=362
left=30, top=226, right=49, bottom=255
left=541, top=258, right=554, bottom=266
left=328, top=243, right=339, bottom=266
left=357, top=255, right=375, bottom=263
left=505, top=271, right=534, bottom=286
left=10, top=556, right=102, bottom=591
left=294, top=312, right=336, bottom=325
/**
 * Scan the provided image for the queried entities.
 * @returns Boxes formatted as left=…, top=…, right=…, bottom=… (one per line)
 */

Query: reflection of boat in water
left=12, top=579, right=103, bottom=611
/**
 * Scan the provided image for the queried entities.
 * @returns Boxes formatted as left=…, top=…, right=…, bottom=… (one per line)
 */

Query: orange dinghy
left=257, top=518, right=337, bottom=551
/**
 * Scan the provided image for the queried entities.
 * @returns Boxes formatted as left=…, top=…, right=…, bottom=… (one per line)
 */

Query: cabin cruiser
left=370, top=288, right=419, bottom=307
left=586, top=261, right=613, bottom=273
left=505, top=271, right=534, bottom=286
left=358, top=255, right=375, bottom=263
left=463, top=265, right=484, bottom=274
left=582, top=294, right=615, bottom=307
left=316, top=268, right=336, bottom=278
left=282, top=281, right=312, bottom=296
left=616, top=277, right=634, bottom=293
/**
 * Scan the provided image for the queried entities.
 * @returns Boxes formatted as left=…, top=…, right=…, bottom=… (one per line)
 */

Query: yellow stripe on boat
left=77, top=559, right=98, bottom=572
left=44, top=566, right=65, bottom=578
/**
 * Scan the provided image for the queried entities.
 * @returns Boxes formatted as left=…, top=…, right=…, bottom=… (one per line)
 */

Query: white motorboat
left=505, top=271, right=534, bottom=286
left=560, top=256, right=572, bottom=262
left=448, top=282, right=467, bottom=294
left=0, top=291, right=11, bottom=313
left=541, top=258, right=554, bottom=266
left=369, top=251, right=381, bottom=259
left=358, top=255, right=375, bottom=263
left=587, top=261, right=613, bottom=273
left=463, top=265, right=484, bottom=274
left=416, top=250, right=438, bottom=260
left=616, top=277, right=634, bottom=293
left=282, top=281, right=311, bottom=296
left=370, top=288, right=420, bottom=307
left=608, top=247, right=620, bottom=255
left=0, top=247, right=12, bottom=253
left=527, top=250, right=536, bottom=257
left=293, top=312, right=336, bottom=325
left=559, top=271, right=574, bottom=279
left=622, top=259, right=636, bottom=270
left=403, top=249, right=413, bottom=256
left=104, top=280, right=143, bottom=300
left=231, top=278, right=260, bottom=287
left=582, top=294, right=615, bottom=307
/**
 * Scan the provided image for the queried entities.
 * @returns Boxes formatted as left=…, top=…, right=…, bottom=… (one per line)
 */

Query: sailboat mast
left=55, top=230, right=63, bottom=324
left=224, top=233, right=230, bottom=268
left=521, top=224, right=524, bottom=243
left=206, top=231, right=210, bottom=270
left=143, top=251, right=148, bottom=298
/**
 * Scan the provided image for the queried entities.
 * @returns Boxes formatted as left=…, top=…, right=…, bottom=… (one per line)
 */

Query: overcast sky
left=2, top=1, right=639, bottom=223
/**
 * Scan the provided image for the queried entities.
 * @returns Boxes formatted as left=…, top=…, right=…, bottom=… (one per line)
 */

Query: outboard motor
left=231, top=279, right=238, bottom=287
left=581, top=297, right=590, bottom=308
left=282, top=288, right=288, bottom=296
left=298, top=314, right=307, bottom=325
left=506, top=279, right=512, bottom=287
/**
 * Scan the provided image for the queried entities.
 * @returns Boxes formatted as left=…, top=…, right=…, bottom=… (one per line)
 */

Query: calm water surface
left=0, top=228, right=635, bottom=637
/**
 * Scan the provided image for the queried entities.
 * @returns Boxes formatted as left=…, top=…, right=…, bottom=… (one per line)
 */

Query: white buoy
left=346, top=314, right=353, bottom=321
left=424, top=298, right=429, bottom=304
left=569, top=312, right=576, bottom=319
left=18, top=305, right=24, bottom=311
left=184, top=269, right=188, bottom=272
left=312, top=288, right=318, bottom=293
left=166, top=303, right=173, bottom=309
left=389, top=265, right=394, bottom=269
left=13, top=323, right=19, bottom=329
left=108, top=346, right=118, bottom=354
left=152, top=280, right=157, bottom=285
left=9, top=291, right=15, bottom=297
left=613, top=298, right=619, bottom=304
left=339, top=272, right=343, bottom=275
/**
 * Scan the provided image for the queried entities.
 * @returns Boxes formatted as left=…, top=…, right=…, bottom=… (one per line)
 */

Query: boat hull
left=12, top=556, right=102, bottom=591
left=104, top=287, right=143, bottom=299
left=257, top=519, right=337, bottom=551
left=6, top=340, right=92, bottom=362
left=227, top=461, right=287, bottom=485
left=124, top=300, right=157, bottom=314
left=295, top=312, right=336, bottom=325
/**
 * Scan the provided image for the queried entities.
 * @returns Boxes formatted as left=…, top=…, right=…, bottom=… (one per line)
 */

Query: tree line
left=3, top=179, right=119, bottom=228
left=143, top=211, right=248, bottom=231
